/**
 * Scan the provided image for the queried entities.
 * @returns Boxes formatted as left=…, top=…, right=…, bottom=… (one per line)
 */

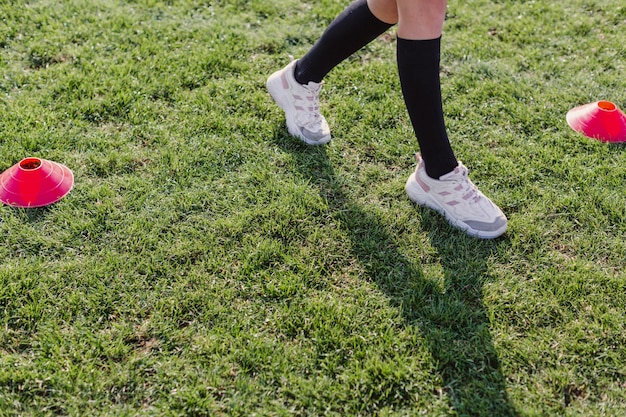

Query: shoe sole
left=266, top=72, right=331, bottom=146
left=405, top=172, right=507, bottom=239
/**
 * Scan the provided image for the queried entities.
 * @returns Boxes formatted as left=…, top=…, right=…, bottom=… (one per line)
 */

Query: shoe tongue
left=439, top=164, right=467, bottom=181
left=305, top=81, right=322, bottom=91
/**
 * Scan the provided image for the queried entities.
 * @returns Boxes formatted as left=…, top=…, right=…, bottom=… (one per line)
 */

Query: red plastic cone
left=566, top=101, right=626, bottom=143
left=0, top=157, right=74, bottom=208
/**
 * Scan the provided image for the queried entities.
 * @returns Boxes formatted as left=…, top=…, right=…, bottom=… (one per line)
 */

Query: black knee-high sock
left=295, top=0, right=393, bottom=84
left=397, top=37, right=458, bottom=179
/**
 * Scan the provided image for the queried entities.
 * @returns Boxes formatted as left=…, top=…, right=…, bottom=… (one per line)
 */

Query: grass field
left=1, top=0, right=625, bottom=415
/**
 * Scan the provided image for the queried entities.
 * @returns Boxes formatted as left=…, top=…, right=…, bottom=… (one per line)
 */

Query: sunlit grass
left=0, top=0, right=624, bottom=415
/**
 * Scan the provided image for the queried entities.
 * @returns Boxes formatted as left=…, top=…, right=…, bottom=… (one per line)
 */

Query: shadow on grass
left=0, top=206, right=51, bottom=223
left=275, top=133, right=518, bottom=416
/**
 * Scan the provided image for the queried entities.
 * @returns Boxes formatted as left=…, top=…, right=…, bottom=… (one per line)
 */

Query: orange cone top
left=566, top=101, right=626, bottom=143
left=0, top=157, right=74, bottom=208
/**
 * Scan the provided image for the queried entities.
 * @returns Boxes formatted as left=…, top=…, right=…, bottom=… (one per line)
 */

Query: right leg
left=267, top=0, right=395, bottom=145
left=370, top=0, right=458, bottom=180
left=396, top=0, right=507, bottom=238
left=395, top=0, right=458, bottom=179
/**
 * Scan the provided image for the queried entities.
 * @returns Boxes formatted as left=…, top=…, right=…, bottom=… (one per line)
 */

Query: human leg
left=367, top=0, right=398, bottom=25
left=295, top=0, right=394, bottom=84
left=395, top=0, right=456, bottom=178
left=266, top=0, right=507, bottom=237
left=396, top=0, right=507, bottom=237
left=267, top=0, right=394, bottom=145
left=396, top=0, right=447, bottom=40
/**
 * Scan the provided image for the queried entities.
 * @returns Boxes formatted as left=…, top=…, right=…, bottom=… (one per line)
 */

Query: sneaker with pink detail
left=266, top=59, right=331, bottom=145
left=405, top=154, right=507, bottom=239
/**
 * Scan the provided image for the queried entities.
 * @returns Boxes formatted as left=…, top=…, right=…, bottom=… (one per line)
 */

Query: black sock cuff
left=396, top=36, right=441, bottom=56
left=295, top=0, right=393, bottom=84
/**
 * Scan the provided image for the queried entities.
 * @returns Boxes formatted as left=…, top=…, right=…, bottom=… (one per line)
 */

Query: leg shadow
left=274, top=132, right=518, bottom=416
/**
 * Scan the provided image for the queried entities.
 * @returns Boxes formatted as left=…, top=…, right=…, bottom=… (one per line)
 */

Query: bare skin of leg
left=367, top=0, right=447, bottom=40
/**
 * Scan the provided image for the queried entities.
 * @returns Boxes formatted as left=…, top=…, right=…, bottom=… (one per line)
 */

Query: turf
left=0, top=0, right=625, bottom=415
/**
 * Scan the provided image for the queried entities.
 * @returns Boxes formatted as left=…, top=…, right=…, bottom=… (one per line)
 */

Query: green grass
left=1, top=0, right=625, bottom=415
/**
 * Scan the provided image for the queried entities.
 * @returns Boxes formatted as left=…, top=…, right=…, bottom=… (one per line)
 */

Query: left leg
left=295, top=0, right=395, bottom=84
left=266, top=0, right=395, bottom=145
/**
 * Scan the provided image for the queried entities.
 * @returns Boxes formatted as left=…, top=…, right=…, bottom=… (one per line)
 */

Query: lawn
left=0, top=0, right=625, bottom=415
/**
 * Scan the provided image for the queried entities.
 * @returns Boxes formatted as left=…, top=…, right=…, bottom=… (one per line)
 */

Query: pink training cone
left=566, top=101, right=626, bottom=143
left=0, top=157, right=74, bottom=208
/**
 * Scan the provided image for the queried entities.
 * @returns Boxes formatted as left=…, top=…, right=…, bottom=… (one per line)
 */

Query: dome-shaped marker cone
left=566, top=101, right=626, bottom=143
left=0, top=157, right=74, bottom=208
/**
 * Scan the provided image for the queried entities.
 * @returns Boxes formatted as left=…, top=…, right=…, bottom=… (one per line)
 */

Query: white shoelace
left=296, top=82, right=323, bottom=127
left=445, top=164, right=481, bottom=203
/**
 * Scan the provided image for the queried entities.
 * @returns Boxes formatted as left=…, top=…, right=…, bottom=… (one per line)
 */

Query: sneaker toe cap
left=299, top=127, right=331, bottom=145
left=464, top=216, right=508, bottom=237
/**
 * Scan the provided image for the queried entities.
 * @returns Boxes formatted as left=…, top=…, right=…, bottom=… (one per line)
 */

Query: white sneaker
left=405, top=155, right=508, bottom=239
left=266, top=59, right=331, bottom=145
